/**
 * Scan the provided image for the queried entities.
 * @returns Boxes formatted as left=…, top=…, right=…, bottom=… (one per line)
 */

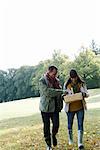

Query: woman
left=63, top=69, right=89, bottom=150
left=39, top=65, right=63, bottom=150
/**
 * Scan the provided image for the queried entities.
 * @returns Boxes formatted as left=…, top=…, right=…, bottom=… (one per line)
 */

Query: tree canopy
left=0, top=47, right=100, bottom=102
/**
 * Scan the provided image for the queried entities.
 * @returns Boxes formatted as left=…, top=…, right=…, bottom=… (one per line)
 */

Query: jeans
left=41, top=112, right=59, bottom=146
left=67, top=109, right=84, bottom=131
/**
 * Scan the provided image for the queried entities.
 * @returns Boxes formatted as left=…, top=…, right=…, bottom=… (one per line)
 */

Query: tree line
left=0, top=42, right=100, bottom=103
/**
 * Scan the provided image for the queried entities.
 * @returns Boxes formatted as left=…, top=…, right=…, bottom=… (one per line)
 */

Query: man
left=39, top=65, right=63, bottom=150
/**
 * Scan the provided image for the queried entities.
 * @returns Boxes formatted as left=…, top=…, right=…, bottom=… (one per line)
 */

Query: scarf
left=68, top=82, right=82, bottom=93
left=45, top=72, right=61, bottom=89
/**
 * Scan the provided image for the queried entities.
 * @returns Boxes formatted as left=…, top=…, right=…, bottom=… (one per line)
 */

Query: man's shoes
left=46, top=145, right=52, bottom=150
left=78, top=145, right=84, bottom=150
left=45, top=137, right=51, bottom=148
left=52, top=134, right=57, bottom=147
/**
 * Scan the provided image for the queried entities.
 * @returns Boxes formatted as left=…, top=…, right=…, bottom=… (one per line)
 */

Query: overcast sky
left=0, top=0, right=100, bottom=70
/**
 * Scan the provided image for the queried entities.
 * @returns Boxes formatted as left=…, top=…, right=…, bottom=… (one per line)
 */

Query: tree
left=51, top=50, right=71, bottom=85
left=90, top=40, right=100, bottom=55
left=31, top=50, right=71, bottom=93
left=71, top=49, right=100, bottom=88
left=5, top=68, right=17, bottom=101
left=0, top=70, right=7, bottom=102
left=13, top=66, right=35, bottom=99
left=32, top=60, right=51, bottom=96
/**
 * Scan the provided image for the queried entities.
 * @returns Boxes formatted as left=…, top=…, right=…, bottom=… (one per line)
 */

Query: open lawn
left=0, top=88, right=100, bottom=150
left=88, top=88, right=100, bottom=96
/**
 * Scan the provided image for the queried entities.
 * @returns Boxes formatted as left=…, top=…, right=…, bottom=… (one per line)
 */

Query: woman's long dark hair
left=65, top=69, right=84, bottom=88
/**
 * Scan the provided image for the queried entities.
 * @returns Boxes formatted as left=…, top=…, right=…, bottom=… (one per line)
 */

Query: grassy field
left=88, top=88, right=100, bottom=96
left=0, top=88, right=100, bottom=150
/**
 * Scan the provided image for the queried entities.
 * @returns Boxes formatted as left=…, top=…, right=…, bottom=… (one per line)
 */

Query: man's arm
left=39, top=78, right=63, bottom=98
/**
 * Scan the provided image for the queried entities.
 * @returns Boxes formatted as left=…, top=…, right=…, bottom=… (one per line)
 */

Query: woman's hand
left=82, top=92, right=86, bottom=97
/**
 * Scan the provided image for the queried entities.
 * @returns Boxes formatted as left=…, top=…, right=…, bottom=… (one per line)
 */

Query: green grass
left=88, top=88, right=100, bottom=96
left=86, top=88, right=100, bottom=103
left=0, top=110, right=100, bottom=150
left=87, top=95, right=100, bottom=103
left=0, top=88, right=100, bottom=150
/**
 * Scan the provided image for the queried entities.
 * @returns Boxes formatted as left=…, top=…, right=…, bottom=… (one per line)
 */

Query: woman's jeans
left=41, top=112, right=59, bottom=146
left=67, top=109, right=84, bottom=131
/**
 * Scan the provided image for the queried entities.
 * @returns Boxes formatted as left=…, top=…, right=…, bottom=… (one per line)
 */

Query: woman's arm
left=81, top=84, right=89, bottom=98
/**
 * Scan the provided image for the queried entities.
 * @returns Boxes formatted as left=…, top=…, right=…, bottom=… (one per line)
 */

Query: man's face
left=49, top=69, right=57, bottom=78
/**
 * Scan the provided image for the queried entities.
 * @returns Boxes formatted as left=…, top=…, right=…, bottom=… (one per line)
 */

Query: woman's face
left=49, top=69, right=57, bottom=78
left=71, top=76, right=78, bottom=84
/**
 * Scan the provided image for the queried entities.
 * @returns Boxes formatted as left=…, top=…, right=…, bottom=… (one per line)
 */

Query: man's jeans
left=41, top=112, right=59, bottom=146
left=67, top=109, right=84, bottom=131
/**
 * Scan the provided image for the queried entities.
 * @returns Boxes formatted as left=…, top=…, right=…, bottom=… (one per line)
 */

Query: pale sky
left=0, top=0, right=100, bottom=70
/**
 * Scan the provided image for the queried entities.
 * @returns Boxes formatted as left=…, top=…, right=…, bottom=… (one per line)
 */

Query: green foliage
left=32, top=50, right=70, bottom=91
left=13, top=66, right=36, bottom=99
left=71, top=49, right=100, bottom=88
left=0, top=47, right=100, bottom=102
left=0, top=70, right=7, bottom=102
left=0, top=66, right=36, bottom=102
left=51, top=50, right=70, bottom=85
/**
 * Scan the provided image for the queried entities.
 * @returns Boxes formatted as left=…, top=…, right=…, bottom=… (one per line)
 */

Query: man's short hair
left=48, top=65, right=58, bottom=72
